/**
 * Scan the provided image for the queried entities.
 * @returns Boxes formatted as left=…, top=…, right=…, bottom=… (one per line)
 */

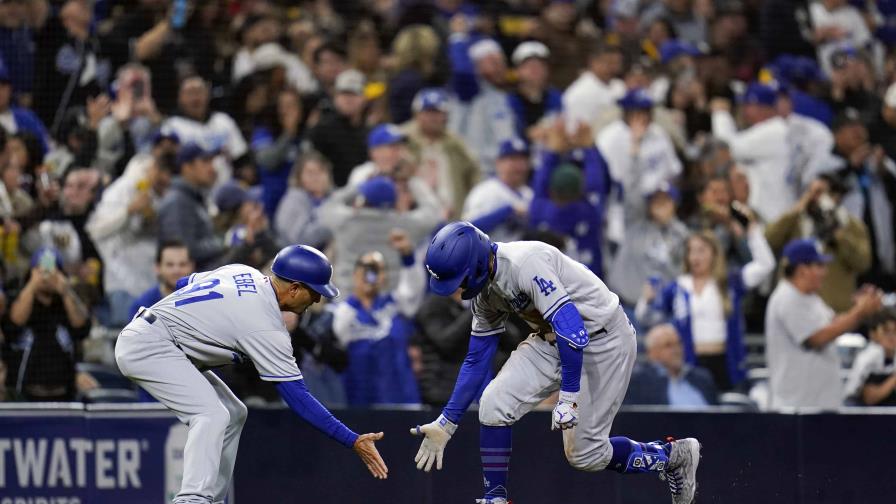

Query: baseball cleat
left=660, top=437, right=700, bottom=504
left=475, top=498, right=511, bottom=504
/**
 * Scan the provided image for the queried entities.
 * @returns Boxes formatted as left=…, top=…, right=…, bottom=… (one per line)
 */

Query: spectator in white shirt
left=563, top=43, right=625, bottom=131
left=809, top=0, right=874, bottom=77
left=711, top=82, right=795, bottom=223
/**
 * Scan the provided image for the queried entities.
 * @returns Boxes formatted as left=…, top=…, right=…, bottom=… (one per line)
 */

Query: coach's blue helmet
left=271, top=245, right=340, bottom=299
left=425, top=221, right=493, bottom=300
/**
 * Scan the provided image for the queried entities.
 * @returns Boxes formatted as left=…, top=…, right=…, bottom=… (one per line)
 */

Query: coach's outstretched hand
left=354, top=432, right=389, bottom=479
left=410, top=414, right=457, bottom=471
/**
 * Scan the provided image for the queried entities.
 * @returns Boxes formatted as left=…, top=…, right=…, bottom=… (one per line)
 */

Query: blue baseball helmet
left=271, top=245, right=339, bottom=299
left=424, top=222, right=493, bottom=300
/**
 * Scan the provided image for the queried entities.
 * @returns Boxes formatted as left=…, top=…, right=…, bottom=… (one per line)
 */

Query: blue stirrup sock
left=480, top=425, right=512, bottom=499
left=607, top=437, right=671, bottom=474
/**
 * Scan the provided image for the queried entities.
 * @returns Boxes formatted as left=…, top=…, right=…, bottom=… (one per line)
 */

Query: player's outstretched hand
left=353, top=432, right=389, bottom=479
left=410, top=414, right=457, bottom=472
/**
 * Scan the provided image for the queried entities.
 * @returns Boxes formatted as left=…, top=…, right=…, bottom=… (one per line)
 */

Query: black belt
left=136, top=307, right=156, bottom=324
left=537, top=327, right=606, bottom=344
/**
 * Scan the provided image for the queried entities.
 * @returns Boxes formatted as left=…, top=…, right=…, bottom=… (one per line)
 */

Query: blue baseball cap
left=30, top=247, right=63, bottom=270
left=151, top=126, right=181, bottom=146
left=412, top=88, right=449, bottom=113
left=782, top=239, right=832, bottom=266
left=358, top=176, right=397, bottom=209
left=660, top=40, right=701, bottom=64
left=367, top=124, right=407, bottom=149
left=739, top=82, right=777, bottom=107
left=176, top=142, right=218, bottom=168
left=214, top=180, right=251, bottom=212
left=645, top=181, right=680, bottom=203
left=618, top=88, right=654, bottom=110
left=498, top=137, right=529, bottom=158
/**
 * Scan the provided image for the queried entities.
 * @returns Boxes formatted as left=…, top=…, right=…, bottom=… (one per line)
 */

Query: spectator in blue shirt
left=128, top=240, right=194, bottom=320
left=0, top=59, right=51, bottom=155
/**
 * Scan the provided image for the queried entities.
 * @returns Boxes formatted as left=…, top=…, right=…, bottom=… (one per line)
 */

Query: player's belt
left=537, top=327, right=607, bottom=344
left=136, top=307, right=157, bottom=324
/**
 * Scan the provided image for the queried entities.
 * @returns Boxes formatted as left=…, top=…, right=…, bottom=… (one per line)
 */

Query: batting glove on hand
left=551, top=391, right=579, bottom=431
left=410, top=414, right=457, bottom=472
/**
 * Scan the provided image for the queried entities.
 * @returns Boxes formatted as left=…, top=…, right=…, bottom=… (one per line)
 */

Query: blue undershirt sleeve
left=276, top=380, right=359, bottom=448
left=470, top=205, right=514, bottom=233
left=442, top=334, right=500, bottom=423
left=551, top=302, right=588, bottom=394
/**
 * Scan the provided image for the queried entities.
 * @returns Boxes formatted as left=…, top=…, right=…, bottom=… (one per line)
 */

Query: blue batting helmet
left=424, top=222, right=493, bottom=300
left=271, top=245, right=340, bottom=299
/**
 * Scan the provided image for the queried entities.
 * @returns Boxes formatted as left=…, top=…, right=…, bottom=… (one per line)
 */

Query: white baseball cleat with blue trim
left=661, top=437, right=701, bottom=504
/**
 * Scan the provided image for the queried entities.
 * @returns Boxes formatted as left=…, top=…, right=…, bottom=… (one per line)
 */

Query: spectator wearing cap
left=87, top=148, right=175, bottom=326
left=809, top=110, right=896, bottom=292
left=4, top=247, right=90, bottom=401
left=462, top=138, right=533, bottom=243
left=347, top=124, right=409, bottom=187
left=765, top=238, right=883, bottom=409
left=639, top=0, right=707, bottom=46
left=624, top=324, right=719, bottom=407
left=308, top=69, right=369, bottom=187
left=607, top=183, right=690, bottom=309
left=387, top=25, right=442, bottom=125
left=233, top=41, right=316, bottom=96
left=597, top=88, right=682, bottom=230
left=769, top=55, right=833, bottom=126
left=156, top=143, right=223, bottom=270
left=446, top=37, right=516, bottom=175
left=765, top=173, right=871, bottom=313
left=845, top=308, right=896, bottom=406
left=274, top=151, right=334, bottom=250
left=529, top=121, right=610, bottom=275
left=212, top=181, right=281, bottom=270
left=507, top=41, right=563, bottom=141
left=868, top=82, right=896, bottom=161
left=562, top=43, right=625, bottom=132
left=319, top=175, right=439, bottom=293
left=530, top=0, right=599, bottom=89
left=403, top=88, right=480, bottom=219
left=162, top=77, right=249, bottom=187
left=127, top=239, right=194, bottom=321
left=809, top=0, right=874, bottom=77
left=0, top=58, right=50, bottom=155
left=711, top=82, right=796, bottom=223
left=823, top=46, right=881, bottom=123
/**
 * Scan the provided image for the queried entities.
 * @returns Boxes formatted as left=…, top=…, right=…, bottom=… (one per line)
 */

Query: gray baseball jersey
left=146, top=264, right=301, bottom=381
left=471, top=241, right=620, bottom=338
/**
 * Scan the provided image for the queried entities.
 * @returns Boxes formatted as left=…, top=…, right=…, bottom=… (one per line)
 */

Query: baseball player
left=115, top=245, right=388, bottom=504
left=410, top=222, right=700, bottom=504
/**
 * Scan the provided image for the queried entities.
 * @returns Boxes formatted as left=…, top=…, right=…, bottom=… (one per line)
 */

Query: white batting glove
left=551, top=391, right=579, bottom=431
left=410, top=414, right=457, bottom=472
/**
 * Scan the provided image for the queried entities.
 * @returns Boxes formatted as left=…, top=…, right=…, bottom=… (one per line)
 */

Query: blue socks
left=607, top=437, right=670, bottom=474
left=480, top=425, right=512, bottom=499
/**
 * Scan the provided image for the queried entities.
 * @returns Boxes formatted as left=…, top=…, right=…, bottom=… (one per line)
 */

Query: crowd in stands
left=0, top=0, right=895, bottom=411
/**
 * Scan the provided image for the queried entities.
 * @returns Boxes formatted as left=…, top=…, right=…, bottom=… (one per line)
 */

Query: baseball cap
left=829, top=44, right=858, bottom=70
left=498, top=137, right=529, bottom=158
left=782, top=238, right=832, bottom=266
left=151, top=125, right=181, bottom=146
left=618, top=88, right=653, bottom=110
left=511, top=41, right=550, bottom=66
left=334, top=69, right=365, bottom=95
left=884, top=82, right=896, bottom=109
left=468, top=39, right=503, bottom=62
left=549, top=163, right=583, bottom=200
left=832, top=108, right=862, bottom=131
left=30, top=246, right=64, bottom=270
left=412, top=88, right=449, bottom=113
left=367, top=124, right=406, bottom=149
left=251, top=43, right=291, bottom=72
left=358, top=176, right=397, bottom=209
left=214, top=180, right=250, bottom=212
left=645, top=181, right=680, bottom=203
left=738, top=82, right=777, bottom=107
left=176, top=142, right=218, bottom=168
left=659, top=40, right=701, bottom=65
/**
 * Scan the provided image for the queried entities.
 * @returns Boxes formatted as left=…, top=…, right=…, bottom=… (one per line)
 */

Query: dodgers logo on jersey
left=532, top=275, right=556, bottom=296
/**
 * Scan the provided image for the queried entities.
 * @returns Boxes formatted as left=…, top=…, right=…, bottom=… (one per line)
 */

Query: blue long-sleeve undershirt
left=442, top=334, right=500, bottom=423
left=551, top=302, right=588, bottom=394
left=276, top=380, right=359, bottom=448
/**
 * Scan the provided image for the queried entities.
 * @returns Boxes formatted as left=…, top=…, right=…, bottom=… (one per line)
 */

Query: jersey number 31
left=174, top=279, right=224, bottom=307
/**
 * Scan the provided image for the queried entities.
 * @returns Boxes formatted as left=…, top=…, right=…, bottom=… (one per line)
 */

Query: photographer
left=766, top=174, right=871, bottom=313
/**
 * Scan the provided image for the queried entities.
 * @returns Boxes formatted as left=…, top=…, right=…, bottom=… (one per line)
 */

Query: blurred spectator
left=769, top=55, right=833, bottom=126
left=640, top=0, right=707, bottom=46
left=765, top=175, right=871, bottom=313
left=163, top=77, right=249, bottom=186
left=251, top=89, right=305, bottom=217
left=869, top=82, right=896, bottom=160
left=531, top=0, right=598, bottom=89
left=95, top=64, right=163, bottom=177
left=598, top=89, right=682, bottom=226
left=232, top=24, right=316, bottom=95
left=686, top=173, right=753, bottom=269
left=1, top=140, right=35, bottom=220
left=711, top=83, right=796, bottom=223
left=87, top=149, right=175, bottom=326
left=777, top=89, right=835, bottom=191
left=128, top=239, right=193, bottom=320
left=708, top=1, right=762, bottom=82
left=332, top=229, right=424, bottom=406
left=308, top=69, right=369, bottom=187
left=824, top=48, right=881, bottom=122
left=447, top=38, right=515, bottom=175
left=608, top=183, right=689, bottom=309
left=0, top=0, right=47, bottom=101
left=844, top=308, right=896, bottom=406
left=319, top=175, right=439, bottom=292
left=403, top=88, right=479, bottom=219
left=759, top=0, right=817, bottom=59
left=811, top=110, right=896, bottom=291
left=213, top=181, right=280, bottom=269
left=530, top=122, right=609, bottom=275
left=462, top=138, right=532, bottom=243
left=388, top=25, right=442, bottom=124
left=0, top=60, right=50, bottom=154
left=809, top=0, right=874, bottom=77
left=157, top=143, right=222, bottom=269
left=625, top=324, right=719, bottom=406
left=765, top=238, right=882, bottom=409
left=562, top=43, right=625, bottom=131
left=310, top=41, right=348, bottom=100
left=4, top=247, right=90, bottom=401
left=637, top=225, right=775, bottom=391
left=274, top=151, right=333, bottom=250
left=347, top=124, right=409, bottom=186
left=508, top=41, right=563, bottom=141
